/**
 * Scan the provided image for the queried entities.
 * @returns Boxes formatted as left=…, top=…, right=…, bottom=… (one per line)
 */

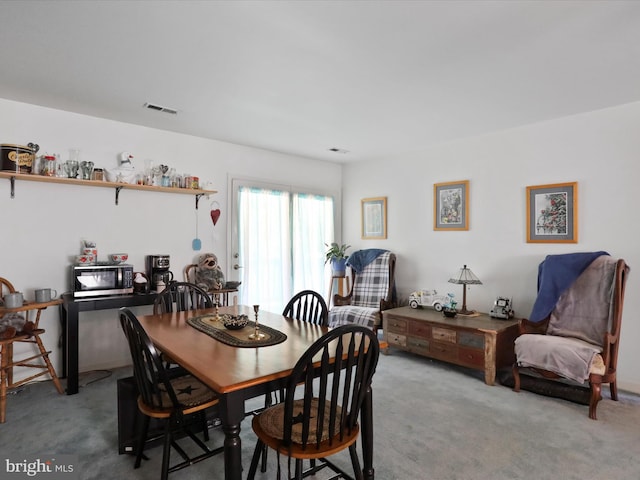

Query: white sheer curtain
left=237, top=186, right=334, bottom=313
left=292, top=192, right=335, bottom=295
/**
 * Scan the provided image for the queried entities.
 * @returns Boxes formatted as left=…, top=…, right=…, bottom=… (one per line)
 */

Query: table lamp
left=448, top=265, right=482, bottom=315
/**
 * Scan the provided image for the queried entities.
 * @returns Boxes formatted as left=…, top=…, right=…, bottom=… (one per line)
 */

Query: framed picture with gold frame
left=434, top=180, right=469, bottom=231
left=526, top=181, right=578, bottom=243
left=361, top=197, right=387, bottom=239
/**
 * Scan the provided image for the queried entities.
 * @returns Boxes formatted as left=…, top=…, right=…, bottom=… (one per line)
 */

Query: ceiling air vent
left=143, top=102, right=178, bottom=115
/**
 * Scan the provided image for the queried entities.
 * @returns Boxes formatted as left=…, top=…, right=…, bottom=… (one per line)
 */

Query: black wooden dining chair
left=153, top=281, right=213, bottom=314
left=247, top=324, right=380, bottom=480
left=119, top=308, right=223, bottom=480
left=282, top=290, right=329, bottom=326
left=253, top=289, right=330, bottom=470
left=153, top=281, right=214, bottom=369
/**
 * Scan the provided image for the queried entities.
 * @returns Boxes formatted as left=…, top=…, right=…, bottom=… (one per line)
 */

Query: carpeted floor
left=2, top=349, right=640, bottom=479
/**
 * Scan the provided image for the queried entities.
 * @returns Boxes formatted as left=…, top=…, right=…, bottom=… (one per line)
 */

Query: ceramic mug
left=35, top=288, right=58, bottom=303
left=3, top=292, right=24, bottom=308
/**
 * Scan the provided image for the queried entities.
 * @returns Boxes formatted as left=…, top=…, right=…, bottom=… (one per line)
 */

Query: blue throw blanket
left=529, top=251, right=609, bottom=322
left=346, top=249, right=388, bottom=273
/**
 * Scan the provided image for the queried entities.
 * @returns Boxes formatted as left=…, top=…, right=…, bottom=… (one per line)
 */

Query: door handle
left=233, top=264, right=243, bottom=270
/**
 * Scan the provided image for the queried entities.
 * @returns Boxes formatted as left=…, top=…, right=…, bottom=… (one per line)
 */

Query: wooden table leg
left=220, top=393, right=245, bottom=480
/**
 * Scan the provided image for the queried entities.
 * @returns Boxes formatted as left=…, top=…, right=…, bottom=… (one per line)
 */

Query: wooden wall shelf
left=0, top=171, right=217, bottom=207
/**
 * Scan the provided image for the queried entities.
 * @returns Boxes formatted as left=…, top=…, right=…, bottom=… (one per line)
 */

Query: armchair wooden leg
left=610, top=381, right=619, bottom=401
left=512, top=364, right=521, bottom=392
left=589, top=382, right=602, bottom=420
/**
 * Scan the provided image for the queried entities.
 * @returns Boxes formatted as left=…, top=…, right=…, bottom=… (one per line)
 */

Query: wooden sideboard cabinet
left=382, top=306, right=519, bottom=385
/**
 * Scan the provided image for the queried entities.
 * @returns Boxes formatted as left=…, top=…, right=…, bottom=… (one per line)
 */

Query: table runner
left=187, top=314, right=287, bottom=348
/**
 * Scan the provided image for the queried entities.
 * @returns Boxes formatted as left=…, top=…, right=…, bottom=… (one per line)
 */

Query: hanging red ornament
left=210, top=201, right=221, bottom=226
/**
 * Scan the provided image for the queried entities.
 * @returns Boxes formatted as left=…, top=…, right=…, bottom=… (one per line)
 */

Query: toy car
left=490, top=296, right=514, bottom=319
left=408, top=290, right=452, bottom=311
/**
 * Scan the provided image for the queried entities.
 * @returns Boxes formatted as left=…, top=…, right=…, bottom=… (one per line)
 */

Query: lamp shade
left=447, top=265, right=481, bottom=315
left=448, top=265, right=482, bottom=285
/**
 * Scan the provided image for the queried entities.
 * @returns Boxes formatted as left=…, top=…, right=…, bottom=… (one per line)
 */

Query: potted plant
left=325, top=242, right=351, bottom=277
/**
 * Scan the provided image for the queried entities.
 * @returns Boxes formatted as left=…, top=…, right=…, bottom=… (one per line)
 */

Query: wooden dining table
left=136, top=305, right=376, bottom=480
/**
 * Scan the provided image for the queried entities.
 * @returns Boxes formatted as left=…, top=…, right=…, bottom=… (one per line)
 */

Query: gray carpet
left=2, top=350, right=640, bottom=480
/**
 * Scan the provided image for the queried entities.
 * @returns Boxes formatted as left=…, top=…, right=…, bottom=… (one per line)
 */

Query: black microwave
left=72, top=263, right=134, bottom=298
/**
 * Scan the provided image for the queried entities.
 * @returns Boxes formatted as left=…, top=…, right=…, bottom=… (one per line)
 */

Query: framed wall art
left=361, top=196, right=387, bottom=239
left=434, top=180, right=469, bottom=231
left=526, top=182, right=577, bottom=243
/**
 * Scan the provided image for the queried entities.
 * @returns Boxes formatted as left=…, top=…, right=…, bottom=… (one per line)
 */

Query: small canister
left=191, top=176, right=199, bottom=189
left=92, top=168, right=104, bottom=181
left=41, top=155, right=57, bottom=176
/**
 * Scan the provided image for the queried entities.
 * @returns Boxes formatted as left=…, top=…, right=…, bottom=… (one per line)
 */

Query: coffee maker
left=146, top=254, right=174, bottom=292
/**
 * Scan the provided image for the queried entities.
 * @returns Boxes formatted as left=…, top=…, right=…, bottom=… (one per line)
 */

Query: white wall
left=342, top=101, right=640, bottom=393
left=0, top=98, right=341, bottom=382
left=4, top=96, right=639, bottom=394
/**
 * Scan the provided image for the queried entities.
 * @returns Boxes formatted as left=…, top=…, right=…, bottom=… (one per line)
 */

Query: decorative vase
left=331, top=258, right=347, bottom=277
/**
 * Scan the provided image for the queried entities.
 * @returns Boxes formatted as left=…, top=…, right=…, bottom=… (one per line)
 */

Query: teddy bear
left=0, top=312, right=34, bottom=340
left=194, top=252, right=226, bottom=291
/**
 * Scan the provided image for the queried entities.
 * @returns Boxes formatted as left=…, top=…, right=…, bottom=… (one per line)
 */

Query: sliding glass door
left=230, top=178, right=335, bottom=313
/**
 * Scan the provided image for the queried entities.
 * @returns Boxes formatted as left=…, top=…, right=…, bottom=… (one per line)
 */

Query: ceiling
left=2, top=0, right=640, bottom=163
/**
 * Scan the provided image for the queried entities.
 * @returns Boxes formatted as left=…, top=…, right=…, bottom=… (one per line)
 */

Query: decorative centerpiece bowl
left=442, top=308, right=458, bottom=318
left=109, top=253, right=129, bottom=264
left=221, top=314, right=249, bottom=330
left=224, top=281, right=242, bottom=289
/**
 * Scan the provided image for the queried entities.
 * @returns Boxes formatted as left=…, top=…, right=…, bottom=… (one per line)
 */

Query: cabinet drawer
left=458, top=332, right=484, bottom=349
left=432, top=327, right=456, bottom=344
left=408, top=321, right=431, bottom=338
left=429, top=341, right=457, bottom=362
left=387, top=333, right=407, bottom=347
left=458, top=346, right=485, bottom=368
left=407, top=337, right=429, bottom=356
left=386, top=317, right=407, bottom=334
left=406, top=337, right=429, bottom=351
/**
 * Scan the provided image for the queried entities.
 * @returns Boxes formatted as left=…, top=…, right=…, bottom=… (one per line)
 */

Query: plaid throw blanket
left=329, top=306, right=380, bottom=329
left=329, top=251, right=392, bottom=329
left=352, top=251, right=391, bottom=308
